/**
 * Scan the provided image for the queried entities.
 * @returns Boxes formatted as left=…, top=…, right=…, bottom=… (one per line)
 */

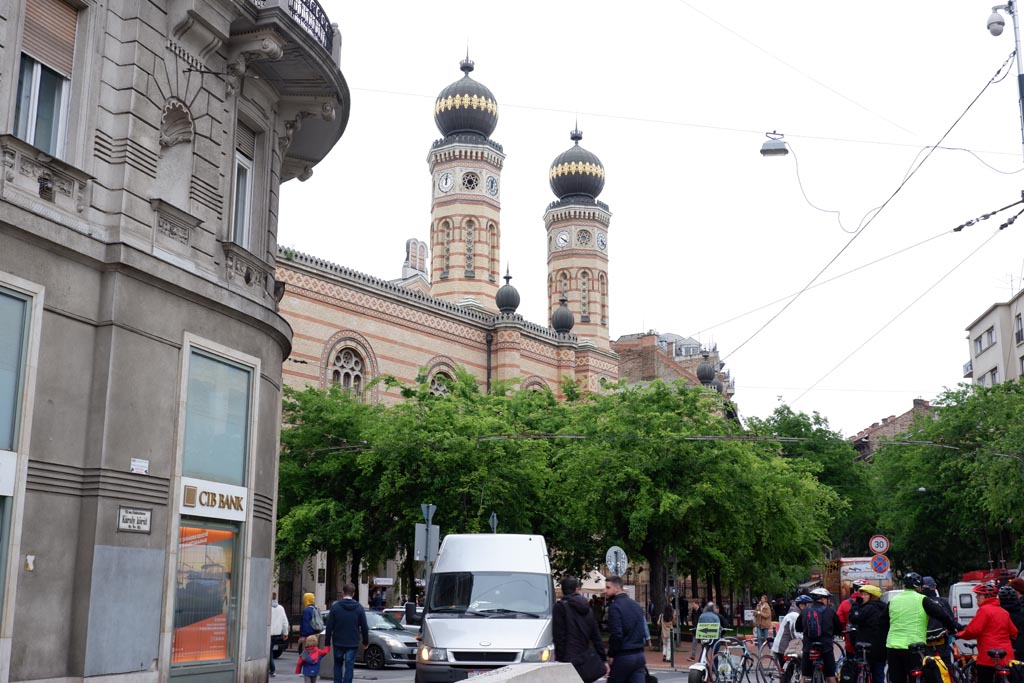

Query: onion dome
left=495, top=269, right=521, bottom=314
left=552, top=293, right=575, bottom=334
left=710, top=378, right=724, bottom=393
left=549, top=128, right=605, bottom=200
left=434, top=57, right=498, bottom=139
left=696, top=351, right=716, bottom=386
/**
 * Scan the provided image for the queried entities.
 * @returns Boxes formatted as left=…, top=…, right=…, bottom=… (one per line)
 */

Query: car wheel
left=364, top=645, right=386, bottom=670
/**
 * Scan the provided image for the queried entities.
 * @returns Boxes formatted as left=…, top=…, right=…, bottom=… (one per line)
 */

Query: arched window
left=438, top=220, right=452, bottom=275
left=430, top=372, right=453, bottom=396
left=465, top=220, right=475, bottom=274
left=331, top=347, right=365, bottom=392
left=599, top=273, right=608, bottom=325
left=580, top=271, right=590, bottom=318
left=488, top=223, right=498, bottom=281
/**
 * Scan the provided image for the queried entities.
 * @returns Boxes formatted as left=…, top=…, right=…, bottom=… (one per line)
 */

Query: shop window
left=15, top=0, right=78, bottom=158
left=231, top=124, right=256, bottom=249
left=0, top=289, right=30, bottom=452
left=182, top=351, right=252, bottom=487
left=172, top=523, right=239, bottom=665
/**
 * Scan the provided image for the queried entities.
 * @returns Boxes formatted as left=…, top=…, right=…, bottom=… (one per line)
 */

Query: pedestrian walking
left=958, top=582, right=1018, bottom=683
left=658, top=603, right=676, bottom=661
left=299, top=593, right=321, bottom=643
left=605, top=575, right=647, bottom=683
left=325, top=583, right=369, bottom=683
left=553, top=576, right=608, bottom=683
left=754, top=594, right=774, bottom=650
left=295, top=635, right=330, bottom=682
left=690, top=600, right=701, bottom=630
left=270, top=592, right=289, bottom=677
left=849, top=585, right=889, bottom=683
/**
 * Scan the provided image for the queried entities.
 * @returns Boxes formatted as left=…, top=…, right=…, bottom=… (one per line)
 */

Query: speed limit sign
left=869, top=534, right=890, bottom=554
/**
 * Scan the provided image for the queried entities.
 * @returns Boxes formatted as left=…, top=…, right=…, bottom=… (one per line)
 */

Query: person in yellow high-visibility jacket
left=886, top=573, right=958, bottom=683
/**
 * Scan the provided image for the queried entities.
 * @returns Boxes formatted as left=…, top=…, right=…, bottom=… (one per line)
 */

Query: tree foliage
left=872, top=382, right=1024, bottom=584
left=276, top=374, right=876, bottom=610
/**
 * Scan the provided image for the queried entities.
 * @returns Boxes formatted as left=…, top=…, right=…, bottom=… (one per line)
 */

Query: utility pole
left=422, top=503, right=437, bottom=589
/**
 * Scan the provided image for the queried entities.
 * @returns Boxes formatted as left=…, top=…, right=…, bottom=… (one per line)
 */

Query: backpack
left=1008, top=660, right=1024, bottom=683
left=300, top=649, right=323, bottom=677
left=921, top=656, right=951, bottom=683
left=803, top=603, right=827, bottom=641
left=309, top=606, right=325, bottom=632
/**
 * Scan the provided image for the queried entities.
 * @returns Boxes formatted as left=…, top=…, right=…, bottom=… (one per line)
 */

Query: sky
left=279, top=0, right=1024, bottom=437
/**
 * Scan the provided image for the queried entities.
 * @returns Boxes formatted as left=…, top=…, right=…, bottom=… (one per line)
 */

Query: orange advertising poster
left=172, top=525, right=235, bottom=664
left=172, top=613, right=228, bottom=662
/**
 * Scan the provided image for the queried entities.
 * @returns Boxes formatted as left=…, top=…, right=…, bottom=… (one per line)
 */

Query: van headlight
left=419, top=646, right=447, bottom=662
left=522, top=645, right=554, bottom=663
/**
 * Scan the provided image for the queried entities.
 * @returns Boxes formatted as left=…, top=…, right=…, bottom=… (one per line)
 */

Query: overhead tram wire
left=792, top=213, right=1021, bottom=405
left=350, top=86, right=1019, bottom=159
left=691, top=197, right=1024, bottom=338
left=720, top=51, right=1017, bottom=364
left=674, top=0, right=915, bottom=137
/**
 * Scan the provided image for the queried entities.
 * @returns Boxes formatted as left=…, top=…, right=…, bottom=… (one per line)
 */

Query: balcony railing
left=287, top=0, right=333, bottom=53
left=963, top=360, right=973, bottom=378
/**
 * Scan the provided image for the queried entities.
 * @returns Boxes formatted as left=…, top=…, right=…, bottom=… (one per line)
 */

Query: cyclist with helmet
left=958, top=582, right=1018, bottom=683
left=886, top=572, right=958, bottom=683
left=795, top=588, right=842, bottom=683
left=921, top=576, right=956, bottom=670
left=837, top=580, right=869, bottom=657
left=849, top=584, right=889, bottom=683
left=997, top=583, right=1024, bottom=661
left=774, top=595, right=812, bottom=666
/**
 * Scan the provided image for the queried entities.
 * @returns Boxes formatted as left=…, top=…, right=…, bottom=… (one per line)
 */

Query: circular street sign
left=605, top=546, right=628, bottom=576
left=869, top=534, right=890, bottom=554
left=871, top=554, right=890, bottom=574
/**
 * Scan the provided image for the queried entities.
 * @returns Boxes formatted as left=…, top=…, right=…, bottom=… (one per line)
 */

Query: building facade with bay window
left=0, top=0, right=349, bottom=681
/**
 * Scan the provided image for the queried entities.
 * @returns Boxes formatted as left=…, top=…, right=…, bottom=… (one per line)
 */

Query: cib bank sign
left=180, top=476, right=247, bottom=522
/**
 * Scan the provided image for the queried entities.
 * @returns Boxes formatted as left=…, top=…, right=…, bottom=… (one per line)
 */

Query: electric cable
left=674, top=0, right=915, bottom=136
left=790, top=145, right=880, bottom=234
left=720, top=51, right=1016, bottom=364
left=792, top=224, right=1010, bottom=405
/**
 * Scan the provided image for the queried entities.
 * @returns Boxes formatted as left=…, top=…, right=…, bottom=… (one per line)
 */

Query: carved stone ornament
left=277, top=100, right=337, bottom=157
left=159, top=98, right=194, bottom=148
left=225, top=30, right=286, bottom=95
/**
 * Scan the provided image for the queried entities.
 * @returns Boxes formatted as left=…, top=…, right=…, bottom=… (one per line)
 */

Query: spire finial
left=570, top=123, right=582, bottom=144
left=460, top=47, right=474, bottom=74
left=504, top=265, right=512, bottom=285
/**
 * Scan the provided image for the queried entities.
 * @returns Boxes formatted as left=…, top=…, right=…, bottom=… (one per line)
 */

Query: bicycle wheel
left=756, top=653, right=781, bottom=683
left=712, top=651, right=737, bottom=683
left=856, top=664, right=872, bottom=683
left=813, top=664, right=826, bottom=683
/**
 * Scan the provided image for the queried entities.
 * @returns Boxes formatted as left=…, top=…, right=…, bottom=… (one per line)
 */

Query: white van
left=415, top=534, right=555, bottom=683
left=949, top=581, right=981, bottom=626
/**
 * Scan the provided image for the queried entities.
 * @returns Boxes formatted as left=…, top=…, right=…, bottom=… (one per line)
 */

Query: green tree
left=873, top=381, right=1024, bottom=583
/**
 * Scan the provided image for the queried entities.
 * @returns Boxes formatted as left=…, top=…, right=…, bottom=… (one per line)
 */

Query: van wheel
left=364, top=645, right=385, bottom=670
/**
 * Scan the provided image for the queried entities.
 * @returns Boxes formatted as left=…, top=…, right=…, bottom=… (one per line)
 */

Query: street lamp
left=760, top=131, right=789, bottom=157
left=987, top=3, right=1024, bottom=160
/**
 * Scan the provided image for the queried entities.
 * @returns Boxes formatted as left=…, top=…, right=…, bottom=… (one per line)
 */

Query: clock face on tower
left=556, top=230, right=570, bottom=248
left=438, top=172, right=454, bottom=193
left=597, top=233, right=607, bottom=251
left=486, top=176, right=498, bottom=196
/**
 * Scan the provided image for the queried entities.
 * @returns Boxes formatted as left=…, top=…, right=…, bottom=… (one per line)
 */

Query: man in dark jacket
left=849, top=584, right=889, bottom=683
left=554, top=576, right=608, bottom=680
left=325, top=583, right=369, bottom=683
left=796, top=588, right=843, bottom=683
left=922, top=577, right=956, bottom=669
left=998, top=584, right=1024, bottom=661
left=605, top=575, right=647, bottom=683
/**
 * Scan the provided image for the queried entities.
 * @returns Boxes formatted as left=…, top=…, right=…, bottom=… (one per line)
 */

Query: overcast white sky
left=279, top=0, right=1024, bottom=436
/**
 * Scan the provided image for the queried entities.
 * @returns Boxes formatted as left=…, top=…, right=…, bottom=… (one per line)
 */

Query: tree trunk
left=644, top=544, right=667, bottom=621
left=350, top=549, right=362, bottom=591
left=714, top=570, right=724, bottom=617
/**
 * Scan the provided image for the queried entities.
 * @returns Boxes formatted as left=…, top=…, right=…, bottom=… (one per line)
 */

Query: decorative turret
left=696, top=350, right=716, bottom=386
left=551, top=292, right=575, bottom=334
left=549, top=127, right=605, bottom=200
left=434, top=57, right=499, bottom=140
left=495, top=268, right=520, bottom=314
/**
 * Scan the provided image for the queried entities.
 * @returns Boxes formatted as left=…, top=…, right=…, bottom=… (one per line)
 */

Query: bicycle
left=851, top=642, right=874, bottom=683
left=806, top=643, right=830, bottom=683
left=688, top=624, right=733, bottom=683
left=908, top=642, right=929, bottom=683
left=952, top=641, right=977, bottom=683
left=712, top=635, right=758, bottom=683
left=755, top=646, right=801, bottom=683
left=988, top=648, right=1013, bottom=683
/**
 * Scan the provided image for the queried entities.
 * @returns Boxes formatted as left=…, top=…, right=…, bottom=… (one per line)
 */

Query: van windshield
left=427, top=572, right=552, bottom=617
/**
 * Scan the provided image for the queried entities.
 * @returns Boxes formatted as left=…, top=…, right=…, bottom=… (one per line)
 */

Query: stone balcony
left=230, top=0, right=351, bottom=181
left=0, top=135, right=93, bottom=235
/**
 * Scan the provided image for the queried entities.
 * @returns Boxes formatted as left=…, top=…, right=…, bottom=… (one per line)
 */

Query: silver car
left=321, top=609, right=419, bottom=670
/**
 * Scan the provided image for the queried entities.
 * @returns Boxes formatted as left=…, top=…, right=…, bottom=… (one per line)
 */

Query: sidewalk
left=641, top=641, right=696, bottom=672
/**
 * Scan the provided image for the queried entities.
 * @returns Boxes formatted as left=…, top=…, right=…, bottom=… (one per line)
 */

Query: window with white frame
left=986, top=327, right=997, bottom=347
left=1019, top=356, right=1024, bottom=376
left=231, top=124, right=256, bottom=250
left=990, top=367, right=999, bottom=385
left=0, top=288, right=31, bottom=453
left=15, top=0, right=78, bottom=158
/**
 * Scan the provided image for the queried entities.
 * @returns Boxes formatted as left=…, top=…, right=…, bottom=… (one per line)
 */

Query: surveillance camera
left=989, top=11, right=1005, bottom=36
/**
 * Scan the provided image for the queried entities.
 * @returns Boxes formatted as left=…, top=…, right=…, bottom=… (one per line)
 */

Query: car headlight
left=381, top=635, right=403, bottom=648
left=522, top=645, right=554, bottom=663
left=419, top=646, right=447, bottom=662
